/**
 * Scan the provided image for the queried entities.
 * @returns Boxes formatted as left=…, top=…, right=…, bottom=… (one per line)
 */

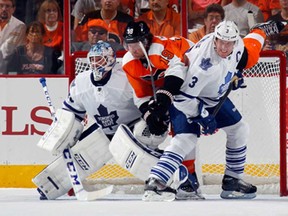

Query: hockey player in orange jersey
left=121, top=21, right=205, bottom=200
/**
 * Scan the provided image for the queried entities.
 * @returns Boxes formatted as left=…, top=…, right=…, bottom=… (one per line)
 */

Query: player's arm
left=238, top=20, right=286, bottom=70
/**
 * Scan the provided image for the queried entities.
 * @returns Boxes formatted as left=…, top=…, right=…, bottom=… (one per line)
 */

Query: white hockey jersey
left=174, top=33, right=247, bottom=118
left=63, top=63, right=142, bottom=135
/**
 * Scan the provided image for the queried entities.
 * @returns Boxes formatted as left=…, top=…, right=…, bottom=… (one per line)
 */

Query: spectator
left=137, top=0, right=180, bottom=37
left=188, top=3, right=225, bottom=43
left=224, top=0, right=264, bottom=37
left=72, top=19, right=125, bottom=52
left=0, top=0, right=26, bottom=74
left=71, top=0, right=101, bottom=30
left=74, top=0, right=134, bottom=44
left=248, top=0, right=281, bottom=21
left=25, top=0, right=64, bottom=25
left=37, top=0, right=63, bottom=53
left=6, top=21, right=61, bottom=74
left=263, top=0, right=288, bottom=63
left=188, top=0, right=229, bottom=30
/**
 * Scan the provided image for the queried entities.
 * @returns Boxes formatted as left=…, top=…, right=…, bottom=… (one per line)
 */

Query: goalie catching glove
left=251, top=20, right=286, bottom=36
left=143, top=89, right=173, bottom=136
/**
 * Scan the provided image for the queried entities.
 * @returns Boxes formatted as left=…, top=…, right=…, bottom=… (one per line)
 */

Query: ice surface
left=1, top=188, right=288, bottom=216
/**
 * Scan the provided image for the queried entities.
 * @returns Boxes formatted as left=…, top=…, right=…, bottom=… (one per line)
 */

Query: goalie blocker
left=33, top=125, right=112, bottom=200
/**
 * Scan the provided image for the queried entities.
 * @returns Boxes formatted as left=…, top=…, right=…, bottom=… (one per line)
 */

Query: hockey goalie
left=33, top=41, right=143, bottom=200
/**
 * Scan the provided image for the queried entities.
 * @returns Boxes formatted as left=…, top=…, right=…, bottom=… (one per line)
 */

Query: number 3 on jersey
left=188, top=76, right=198, bottom=88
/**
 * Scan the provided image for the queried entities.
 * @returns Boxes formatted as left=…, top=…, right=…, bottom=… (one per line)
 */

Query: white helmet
left=87, top=41, right=116, bottom=81
left=214, top=20, right=240, bottom=42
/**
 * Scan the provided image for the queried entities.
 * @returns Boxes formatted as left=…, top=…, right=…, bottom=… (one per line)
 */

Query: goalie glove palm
left=252, top=20, right=285, bottom=36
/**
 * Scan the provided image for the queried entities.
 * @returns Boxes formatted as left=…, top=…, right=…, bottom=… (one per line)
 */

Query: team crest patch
left=218, top=72, right=233, bottom=95
left=95, top=104, right=119, bottom=130
left=199, top=58, right=212, bottom=71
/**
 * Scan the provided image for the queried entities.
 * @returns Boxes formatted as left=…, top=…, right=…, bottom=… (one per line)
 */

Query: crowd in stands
left=0, top=0, right=287, bottom=75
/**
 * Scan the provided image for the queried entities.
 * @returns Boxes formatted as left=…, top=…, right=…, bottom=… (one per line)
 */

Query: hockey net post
left=70, top=50, right=288, bottom=196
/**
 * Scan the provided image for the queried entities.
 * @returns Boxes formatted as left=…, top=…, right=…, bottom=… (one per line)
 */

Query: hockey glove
left=144, top=111, right=169, bottom=136
left=188, top=102, right=217, bottom=135
left=232, top=71, right=247, bottom=91
left=251, top=20, right=286, bottom=36
left=143, top=89, right=173, bottom=136
left=192, top=114, right=217, bottom=135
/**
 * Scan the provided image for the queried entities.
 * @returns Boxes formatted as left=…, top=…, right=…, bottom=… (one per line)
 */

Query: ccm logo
left=125, top=151, right=137, bottom=170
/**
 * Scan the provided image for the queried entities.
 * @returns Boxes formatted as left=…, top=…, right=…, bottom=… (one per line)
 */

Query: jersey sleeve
left=62, top=78, right=87, bottom=121
left=242, top=29, right=266, bottom=69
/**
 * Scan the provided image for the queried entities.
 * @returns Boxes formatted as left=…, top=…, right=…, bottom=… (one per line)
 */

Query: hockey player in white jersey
left=33, top=41, right=142, bottom=200
left=142, top=20, right=286, bottom=201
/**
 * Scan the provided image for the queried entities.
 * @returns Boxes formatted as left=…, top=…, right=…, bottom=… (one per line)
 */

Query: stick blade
left=76, top=185, right=114, bottom=201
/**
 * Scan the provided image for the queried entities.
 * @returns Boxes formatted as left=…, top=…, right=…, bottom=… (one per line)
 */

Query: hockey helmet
left=87, top=41, right=116, bottom=81
left=123, top=21, right=152, bottom=45
left=214, top=20, right=240, bottom=42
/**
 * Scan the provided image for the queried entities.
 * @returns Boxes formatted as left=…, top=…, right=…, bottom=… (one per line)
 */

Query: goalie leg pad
left=109, top=124, right=163, bottom=181
left=33, top=127, right=112, bottom=200
left=133, top=119, right=168, bottom=150
left=37, top=109, right=84, bottom=156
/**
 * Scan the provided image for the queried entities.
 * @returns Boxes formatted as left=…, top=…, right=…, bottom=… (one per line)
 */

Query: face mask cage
left=87, top=41, right=116, bottom=81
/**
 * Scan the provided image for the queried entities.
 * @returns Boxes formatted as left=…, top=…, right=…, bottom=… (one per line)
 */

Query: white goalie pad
left=133, top=119, right=168, bottom=150
left=37, top=109, right=84, bottom=156
left=33, top=126, right=112, bottom=200
left=109, top=124, right=162, bottom=181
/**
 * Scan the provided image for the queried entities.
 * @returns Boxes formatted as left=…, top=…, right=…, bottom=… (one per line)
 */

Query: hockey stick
left=39, top=77, right=113, bottom=201
left=213, top=76, right=238, bottom=116
left=139, top=41, right=157, bottom=101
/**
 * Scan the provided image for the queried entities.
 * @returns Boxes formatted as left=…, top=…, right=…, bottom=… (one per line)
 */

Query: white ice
left=1, top=188, right=288, bottom=216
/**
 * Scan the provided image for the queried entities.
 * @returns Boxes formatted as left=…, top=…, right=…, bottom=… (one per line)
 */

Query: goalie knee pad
left=37, top=109, right=84, bottom=156
left=33, top=127, right=112, bottom=200
left=133, top=119, right=168, bottom=150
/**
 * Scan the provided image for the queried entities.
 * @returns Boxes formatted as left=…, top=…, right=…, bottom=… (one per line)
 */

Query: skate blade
left=176, top=193, right=205, bottom=200
left=142, top=190, right=175, bottom=202
left=220, top=190, right=256, bottom=199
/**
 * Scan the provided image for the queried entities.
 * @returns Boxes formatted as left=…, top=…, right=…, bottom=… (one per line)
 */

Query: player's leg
left=215, top=98, right=257, bottom=199
left=143, top=105, right=202, bottom=201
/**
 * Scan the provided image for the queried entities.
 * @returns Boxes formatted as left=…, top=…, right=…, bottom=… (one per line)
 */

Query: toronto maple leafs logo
left=218, top=72, right=233, bottom=95
left=142, top=69, right=165, bottom=82
left=199, top=58, right=212, bottom=71
left=94, top=104, right=119, bottom=130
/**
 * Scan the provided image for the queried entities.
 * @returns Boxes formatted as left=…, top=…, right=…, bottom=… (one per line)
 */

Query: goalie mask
left=87, top=41, right=116, bottom=81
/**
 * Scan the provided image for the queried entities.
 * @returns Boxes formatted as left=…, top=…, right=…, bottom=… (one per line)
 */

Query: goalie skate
left=220, top=175, right=257, bottom=199
left=142, top=178, right=176, bottom=202
left=176, top=173, right=205, bottom=200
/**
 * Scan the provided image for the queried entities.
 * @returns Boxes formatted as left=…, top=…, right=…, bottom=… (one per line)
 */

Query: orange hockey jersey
left=122, top=36, right=194, bottom=107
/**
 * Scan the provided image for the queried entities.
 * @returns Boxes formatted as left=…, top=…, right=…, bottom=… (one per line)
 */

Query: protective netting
left=73, top=54, right=285, bottom=194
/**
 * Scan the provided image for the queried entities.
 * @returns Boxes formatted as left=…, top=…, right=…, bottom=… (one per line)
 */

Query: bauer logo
left=125, top=151, right=137, bottom=170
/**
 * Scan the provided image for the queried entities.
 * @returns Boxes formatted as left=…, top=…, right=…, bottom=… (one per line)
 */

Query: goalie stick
left=39, top=77, right=113, bottom=201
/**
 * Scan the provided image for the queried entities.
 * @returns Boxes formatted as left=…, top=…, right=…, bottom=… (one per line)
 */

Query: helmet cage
left=87, top=41, right=116, bottom=81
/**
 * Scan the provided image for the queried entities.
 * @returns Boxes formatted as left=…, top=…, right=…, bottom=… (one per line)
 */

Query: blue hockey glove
left=232, top=71, right=247, bottom=90
left=188, top=102, right=217, bottom=135
left=192, top=114, right=217, bottom=135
